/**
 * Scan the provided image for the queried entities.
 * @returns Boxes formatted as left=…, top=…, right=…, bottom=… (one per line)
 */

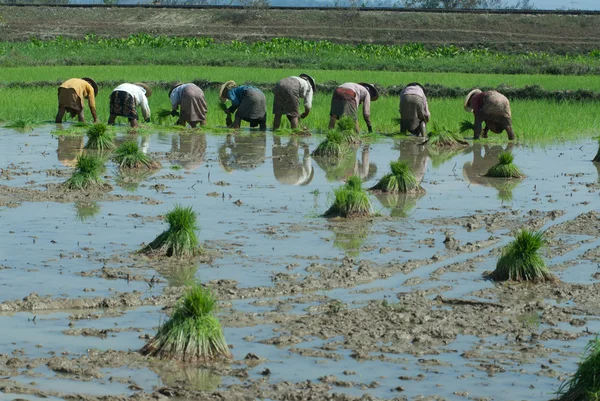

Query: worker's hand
left=171, top=110, right=179, bottom=117
left=300, top=111, right=309, bottom=119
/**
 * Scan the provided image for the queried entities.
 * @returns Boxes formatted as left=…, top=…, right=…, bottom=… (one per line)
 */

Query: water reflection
left=395, top=139, right=428, bottom=182
left=156, top=264, right=199, bottom=287
left=169, top=133, right=207, bottom=171
left=74, top=200, right=101, bottom=222
left=218, top=133, right=266, bottom=172
left=330, top=220, right=372, bottom=257
left=57, top=136, right=84, bottom=167
left=462, top=143, right=520, bottom=201
left=152, top=365, right=221, bottom=392
left=374, top=192, right=424, bottom=218
left=272, top=136, right=314, bottom=185
left=314, top=146, right=377, bottom=182
left=115, top=169, right=156, bottom=192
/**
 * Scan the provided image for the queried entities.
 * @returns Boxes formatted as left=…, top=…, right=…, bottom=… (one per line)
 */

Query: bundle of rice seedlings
left=312, top=131, right=348, bottom=157
left=140, top=283, right=231, bottom=362
left=218, top=102, right=229, bottom=113
left=484, top=152, right=525, bottom=178
left=491, top=230, right=556, bottom=282
left=74, top=201, right=101, bottom=222
left=141, top=205, right=201, bottom=258
left=324, top=175, right=373, bottom=218
left=64, top=154, right=105, bottom=190
left=84, top=123, right=115, bottom=151
left=336, top=116, right=356, bottom=132
left=157, top=108, right=175, bottom=121
left=426, top=125, right=469, bottom=148
left=113, top=141, right=161, bottom=169
left=459, top=119, right=475, bottom=134
left=370, top=160, right=424, bottom=194
left=557, top=336, right=600, bottom=401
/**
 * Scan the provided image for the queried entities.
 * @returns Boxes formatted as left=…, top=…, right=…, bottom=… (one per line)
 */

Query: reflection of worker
left=57, top=135, right=85, bottom=167
left=170, top=134, right=207, bottom=171
left=218, top=133, right=267, bottom=172
left=169, top=83, right=208, bottom=128
left=314, top=146, right=377, bottom=182
left=463, top=143, right=515, bottom=185
left=464, top=89, right=515, bottom=140
left=328, top=82, right=379, bottom=133
left=55, top=78, right=99, bottom=124
left=272, top=74, right=315, bottom=130
left=399, top=83, right=430, bottom=137
left=108, top=82, right=152, bottom=128
left=219, top=81, right=267, bottom=130
left=397, top=139, right=428, bottom=183
left=272, top=136, right=314, bottom=185
left=353, top=145, right=378, bottom=180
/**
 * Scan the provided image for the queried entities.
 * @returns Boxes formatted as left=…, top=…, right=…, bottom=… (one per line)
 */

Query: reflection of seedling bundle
left=152, top=365, right=221, bottom=392
left=74, top=201, right=101, bottom=222
left=370, top=160, right=424, bottom=194
left=160, top=265, right=199, bottom=288
left=140, top=283, right=231, bottom=362
left=141, top=205, right=201, bottom=258
left=375, top=192, right=422, bottom=218
left=491, top=230, right=556, bottom=282
left=313, top=151, right=357, bottom=182
left=325, top=175, right=373, bottom=218
left=427, top=125, right=469, bottom=148
left=84, top=123, right=115, bottom=151
left=484, top=152, right=525, bottom=178
left=427, top=147, right=464, bottom=168
left=312, top=131, right=349, bottom=157
left=331, top=221, right=371, bottom=257
left=64, top=154, right=106, bottom=190
left=113, top=141, right=161, bottom=169
left=557, top=337, right=600, bottom=401
left=115, top=169, right=155, bottom=192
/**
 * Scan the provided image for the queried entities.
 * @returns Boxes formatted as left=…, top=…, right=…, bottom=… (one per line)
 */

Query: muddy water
left=0, top=125, right=599, bottom=401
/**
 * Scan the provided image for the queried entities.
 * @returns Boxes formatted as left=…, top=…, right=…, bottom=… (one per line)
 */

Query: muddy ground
left=0, top=127, right=599, bottom=401
left=1, top=6, right=600, bottom=53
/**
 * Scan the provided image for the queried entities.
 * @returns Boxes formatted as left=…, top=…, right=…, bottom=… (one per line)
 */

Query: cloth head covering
left=359, top=83, right=379, bottom=101
left=219, top=80, right=237, bottom=103
left=134, top=82, right=152, bottom=98
left=81, top=77, right=99, bottom=96
left=169, top=82, right=185, bottom=97
left=299, top=74, right=316, bottom=92
left=464, top=89, right=482, bottom=112
left=405, top=82, right=425, bottom=91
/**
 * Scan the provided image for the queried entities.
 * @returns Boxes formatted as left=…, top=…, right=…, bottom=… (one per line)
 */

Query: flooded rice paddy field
left=0, top=125, right=599, bottom=401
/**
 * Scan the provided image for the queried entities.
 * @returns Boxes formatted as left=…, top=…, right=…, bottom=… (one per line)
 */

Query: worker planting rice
left=272, top=74, right=315, bottom=130
left=55, top=77, right=99, bottom=124
left=219, top=81, right=267, bottom=130
left=328, top=82, right=378, bottom=134
left=108, top=82, right=152, bottom=128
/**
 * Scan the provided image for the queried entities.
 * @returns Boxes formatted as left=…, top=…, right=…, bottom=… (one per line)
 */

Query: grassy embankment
left=1, top=35, right=600, bottom=75
left=1, top=87, right=599, bottom=142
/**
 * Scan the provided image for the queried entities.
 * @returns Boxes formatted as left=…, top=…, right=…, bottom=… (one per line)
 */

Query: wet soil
left=0, top=127, right=599, bottom=400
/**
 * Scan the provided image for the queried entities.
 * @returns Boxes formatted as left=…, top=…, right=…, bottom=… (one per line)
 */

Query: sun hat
left=299, top=74, right=316, bottom=93
left=168, top=82, right=185, bottom=97
left=134, top=82, right=152, bottom=98
left=464, top=89, right=482, bottom=112
left=359, top=83, right=379, bottom=100
left=405, top=82, right=425, bottom=91
left=219, top=81, right=237, bottom=103
left=81, top=77, right=99, bottom=96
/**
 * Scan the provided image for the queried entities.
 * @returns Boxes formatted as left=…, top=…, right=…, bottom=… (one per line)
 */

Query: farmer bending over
left=272, top=74, right=315, bottom=130
left=108, top=83, right=152, bottom=128
left=219, top=81, right=267, bottom=131
left=399, top=82, right=430, bottom=137
left=55, top=78, right=99, bottom=124
left=464, top=89, right=515, bottom=141
left=328, top=82, right=378, bottom=133
left=169, top=83, right=207, bottom=128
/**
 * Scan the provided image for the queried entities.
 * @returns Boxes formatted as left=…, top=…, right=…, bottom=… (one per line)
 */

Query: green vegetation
left=3, top=35, right=600, bottom=76
left=426, top=125, right=470, bottom=147
left=485, top=152, right=525, bottom=178
left=325, top=175, right=373, bottom=218
left=370, top=160, right=424, bottom=194
left=140, top=282, right=231, bottom=362
left=4, top=118, right=34, bottom=131
left=557, top=336, right=600, bottom=401
left=64, top=154, right=106, bottom=190
left=491, top=230, right=556, bottom=282
left=84, top=123, right=115, bottom=151
left=142, top=205, right=201, bottom=258
left=312, top=131, right=349, bottom=157
left=113, top=141, right=161, bottom=169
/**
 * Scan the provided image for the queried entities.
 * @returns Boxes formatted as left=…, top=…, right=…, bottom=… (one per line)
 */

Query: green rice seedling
left=141, top=205, right=201, bottom=258
left=113, top=141, right=161, bottom=169
left=324, top=175, right=373, bottom=218
left=484, top=152, right=525, bottom=178
left=157, top=108, right=175, bottom=121
left=370, top=160, right=424, bottom=194
left=557, top=336, right=600, bottom=401
left=84, top=123, right=115, bottom=151
left=426, top=125, right=469, bottom=148
left=5, top=118, right=35, bottom=131
left=459, top=119, right=475, bottom=134
left=140, top=282, right=231, bottom=362
left=312, top=131, right=349, bottom=157
left=491, top=230, right=556, bottom=282
left=74, top=201, right=101, bottom=222
left=64, top=154, right=105, bottom=190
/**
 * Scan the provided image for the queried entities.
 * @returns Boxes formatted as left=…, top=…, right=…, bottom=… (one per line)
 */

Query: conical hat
left=219, top=81, right=237, bottom=103
left=464, top=89, right=482, bottom=112
left=81, top=77, right=99, bottom=96
left=169, top=82, right=185, bottom=97
left=359, top=83, right=379, bottom=100
left=299, top=74, right=316, bottom=92
left=134, top=82, right=152, bottom=98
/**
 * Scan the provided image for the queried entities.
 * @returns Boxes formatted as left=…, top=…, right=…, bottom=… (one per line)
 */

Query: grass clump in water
left=113, top=141, right=161, bottom=169
left=312, top=131, right=349, bottom=157
left=140, top=282, right=231, bottom=362
left=484, top=151, right=525, bottom=178
left=141, top=205, right=201, bottom=258
left=491, top=230, right=556, bottom=282
left=426, top=125, right=469, bottom=148
left=64, top=154, right=105, bottom=190
left=5, top=118, right=35, bottom=131
left=84, top=123, right=115, bottom=151
left=324, top=175, right=373, bottom=218
left=370, top=160, right=424, bottom=194
left=557, top=336, right=600, bottom=401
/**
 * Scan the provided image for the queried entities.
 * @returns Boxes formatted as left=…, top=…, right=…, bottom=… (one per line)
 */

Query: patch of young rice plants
left=370, top=160, right=424, bottom=194
left=312, top=131, right=349, bottom=157
left=426, top=124, right=469, bottom=148
left=484, top=152, right=525, bottom=179
left=141, top=205, right=201, bottom=258
left=113, top=141, right=161, bottom=169
left=325, top=175, right=373, bottom=218
left=140, top=282, right=231, bottom=362
left=557, top=336, right=600, bottom=401
left=4, top=118, right=35, bottom=131
left=64, top=154, right=106, bottom=190
left=491, top=230, right=556, bottom=282
left=84, top=123, right=115, bottom=151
